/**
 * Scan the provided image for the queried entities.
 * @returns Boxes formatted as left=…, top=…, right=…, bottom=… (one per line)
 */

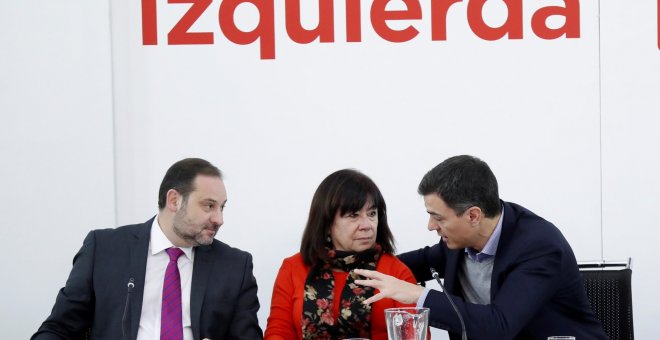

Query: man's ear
left=467, top=206, right=482, bottom=226
left=165, top=189, right=181, bottom=212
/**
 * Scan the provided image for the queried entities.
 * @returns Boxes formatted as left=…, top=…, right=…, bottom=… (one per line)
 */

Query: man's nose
left=210, top=209, right=223, bottom=226
left=427, top=217, right=436, bottom=231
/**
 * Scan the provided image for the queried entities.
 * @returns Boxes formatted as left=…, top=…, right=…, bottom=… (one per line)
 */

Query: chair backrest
left=578, top=259, right=634, bottom=340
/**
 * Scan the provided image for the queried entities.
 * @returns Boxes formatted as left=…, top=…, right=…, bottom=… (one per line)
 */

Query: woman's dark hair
left=300, top=169, right=395, bottom=266
left=157, top=158, right=222, bottom=209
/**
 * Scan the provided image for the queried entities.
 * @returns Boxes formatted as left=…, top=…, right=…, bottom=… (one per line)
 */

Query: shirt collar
left=150, top=215, right=193, bottom=260
left=465, top=206, right=504, bottom=262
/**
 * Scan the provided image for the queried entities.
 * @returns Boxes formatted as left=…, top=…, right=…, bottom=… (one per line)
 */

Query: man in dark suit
left=33, top=158, right=262, bottom=340
left=355, top=155, right=607, bottom=339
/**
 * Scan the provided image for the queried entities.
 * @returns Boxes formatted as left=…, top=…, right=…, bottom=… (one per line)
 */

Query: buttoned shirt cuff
left=416, top=287, right=431, bottom=308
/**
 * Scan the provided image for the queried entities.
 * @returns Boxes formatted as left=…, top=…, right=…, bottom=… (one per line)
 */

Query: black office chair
left=578, top=259, right=634, bottom=340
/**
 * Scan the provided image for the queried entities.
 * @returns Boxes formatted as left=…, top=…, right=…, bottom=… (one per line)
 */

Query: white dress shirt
left=137, top=217, right=194, bottom=340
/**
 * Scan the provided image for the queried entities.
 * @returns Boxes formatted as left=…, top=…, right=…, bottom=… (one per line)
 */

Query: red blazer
left=265, top=253, right=418, bottom=340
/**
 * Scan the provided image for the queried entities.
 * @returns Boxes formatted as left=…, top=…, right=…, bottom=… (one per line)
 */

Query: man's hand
left=354, top=269, right=425, bottom=305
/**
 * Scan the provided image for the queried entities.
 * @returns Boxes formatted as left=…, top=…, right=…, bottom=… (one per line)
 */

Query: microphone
left=430, top=267, right=467, bottom=340
left=122, top=277, right=135, bottom=340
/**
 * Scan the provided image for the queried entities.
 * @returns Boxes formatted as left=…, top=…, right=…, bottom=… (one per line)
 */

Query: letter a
left=531, top=0, right=580, bottom=39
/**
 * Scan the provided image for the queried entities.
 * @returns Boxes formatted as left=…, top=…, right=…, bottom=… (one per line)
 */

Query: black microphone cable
left=430, top=267, right=467, bottom=340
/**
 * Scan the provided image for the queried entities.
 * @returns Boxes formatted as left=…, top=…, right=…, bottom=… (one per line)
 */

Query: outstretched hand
left=354, top=269, right=425, bottom=305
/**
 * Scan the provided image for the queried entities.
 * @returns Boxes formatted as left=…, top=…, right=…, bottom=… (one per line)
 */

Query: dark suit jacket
left=399, top=201, right=607, bottom=340
left=32, top=218, right=263, bottom=340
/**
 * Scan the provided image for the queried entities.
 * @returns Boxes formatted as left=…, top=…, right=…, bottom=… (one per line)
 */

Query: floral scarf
left=301, top=245, right=382, bottom=340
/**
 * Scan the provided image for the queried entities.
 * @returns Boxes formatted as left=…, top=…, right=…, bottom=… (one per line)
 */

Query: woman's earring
left=326, top=234, right=332, bottom=244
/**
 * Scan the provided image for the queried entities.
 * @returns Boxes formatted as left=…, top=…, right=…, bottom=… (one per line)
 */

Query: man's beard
left=172, top=208, right=217, bottom=246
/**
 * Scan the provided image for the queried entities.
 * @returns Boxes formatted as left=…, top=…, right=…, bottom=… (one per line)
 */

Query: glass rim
left=384, top=307, right=430, bottom=312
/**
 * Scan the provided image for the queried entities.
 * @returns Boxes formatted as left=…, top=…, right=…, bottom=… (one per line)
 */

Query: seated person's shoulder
left=87, top=222, right=146, bottom=242
left=377, top=254, right=416, bottom=281
left=208, top=240, right=256, bottom=261
left=280, top=253, right=306, bottom=271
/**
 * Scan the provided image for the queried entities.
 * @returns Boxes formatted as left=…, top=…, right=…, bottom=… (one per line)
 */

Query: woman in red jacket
left=264, top=169, right=419, bottom=340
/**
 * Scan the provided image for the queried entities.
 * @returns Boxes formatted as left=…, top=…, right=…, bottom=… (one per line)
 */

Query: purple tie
left=161, top=247, right=184, bottom=340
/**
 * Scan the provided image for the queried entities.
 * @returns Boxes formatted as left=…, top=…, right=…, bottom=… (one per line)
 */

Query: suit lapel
left=190, top=244, right=213, bottom=339
left=129, top=219, right=152, bottom=340
left=490, top=202, right=514, bottom=300
left=444, top=248, right=463, bottom=294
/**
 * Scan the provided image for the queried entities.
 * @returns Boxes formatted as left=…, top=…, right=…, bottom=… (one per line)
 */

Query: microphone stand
left=122, top=277, right=135, bottom=340
left=430, top=267, right=467, bottom=340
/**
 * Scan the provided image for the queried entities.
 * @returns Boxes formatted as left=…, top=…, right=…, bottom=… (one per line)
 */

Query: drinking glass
left=384, top=307, right=429, bottom=340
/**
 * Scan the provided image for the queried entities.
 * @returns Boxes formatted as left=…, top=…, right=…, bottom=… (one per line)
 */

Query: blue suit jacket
left=32, top=218, right=263, bottom=340
left=399, top=201, right=607, bottom=340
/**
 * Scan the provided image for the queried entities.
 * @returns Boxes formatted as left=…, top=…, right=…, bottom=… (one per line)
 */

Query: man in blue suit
left=33, top=158, right=262, bottom=340
left=356, top=155, right=606, bottom=339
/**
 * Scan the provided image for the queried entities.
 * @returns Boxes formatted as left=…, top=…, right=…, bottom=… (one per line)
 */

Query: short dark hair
left=300, top=169, right=395, bottom=266
left=418, top=155, right=501, bottom=217
left=157, top=158, right=222, bottom=210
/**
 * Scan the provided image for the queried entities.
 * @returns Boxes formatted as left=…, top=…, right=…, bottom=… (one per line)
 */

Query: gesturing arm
left=422, top=243, right=564, bottom=338
left=360, top=241, right=567, bottom=339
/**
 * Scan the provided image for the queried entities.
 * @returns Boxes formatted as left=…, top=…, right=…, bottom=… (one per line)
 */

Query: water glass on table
left=385, top=307, right=429, bottom=340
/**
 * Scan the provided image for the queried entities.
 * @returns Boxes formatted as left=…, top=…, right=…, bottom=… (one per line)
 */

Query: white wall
left=1, top=0, right=658, bottom=339
left=0, top=1, right=116, bottom=337
left=600, top=1, right=660, bottom=337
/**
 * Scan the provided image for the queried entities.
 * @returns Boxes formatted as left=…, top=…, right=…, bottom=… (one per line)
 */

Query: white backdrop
left=0, top=1, right=116, bottom=336
left=1, top=0, right=659, bottom=339
left=600, top=0, right=660, bottom=333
